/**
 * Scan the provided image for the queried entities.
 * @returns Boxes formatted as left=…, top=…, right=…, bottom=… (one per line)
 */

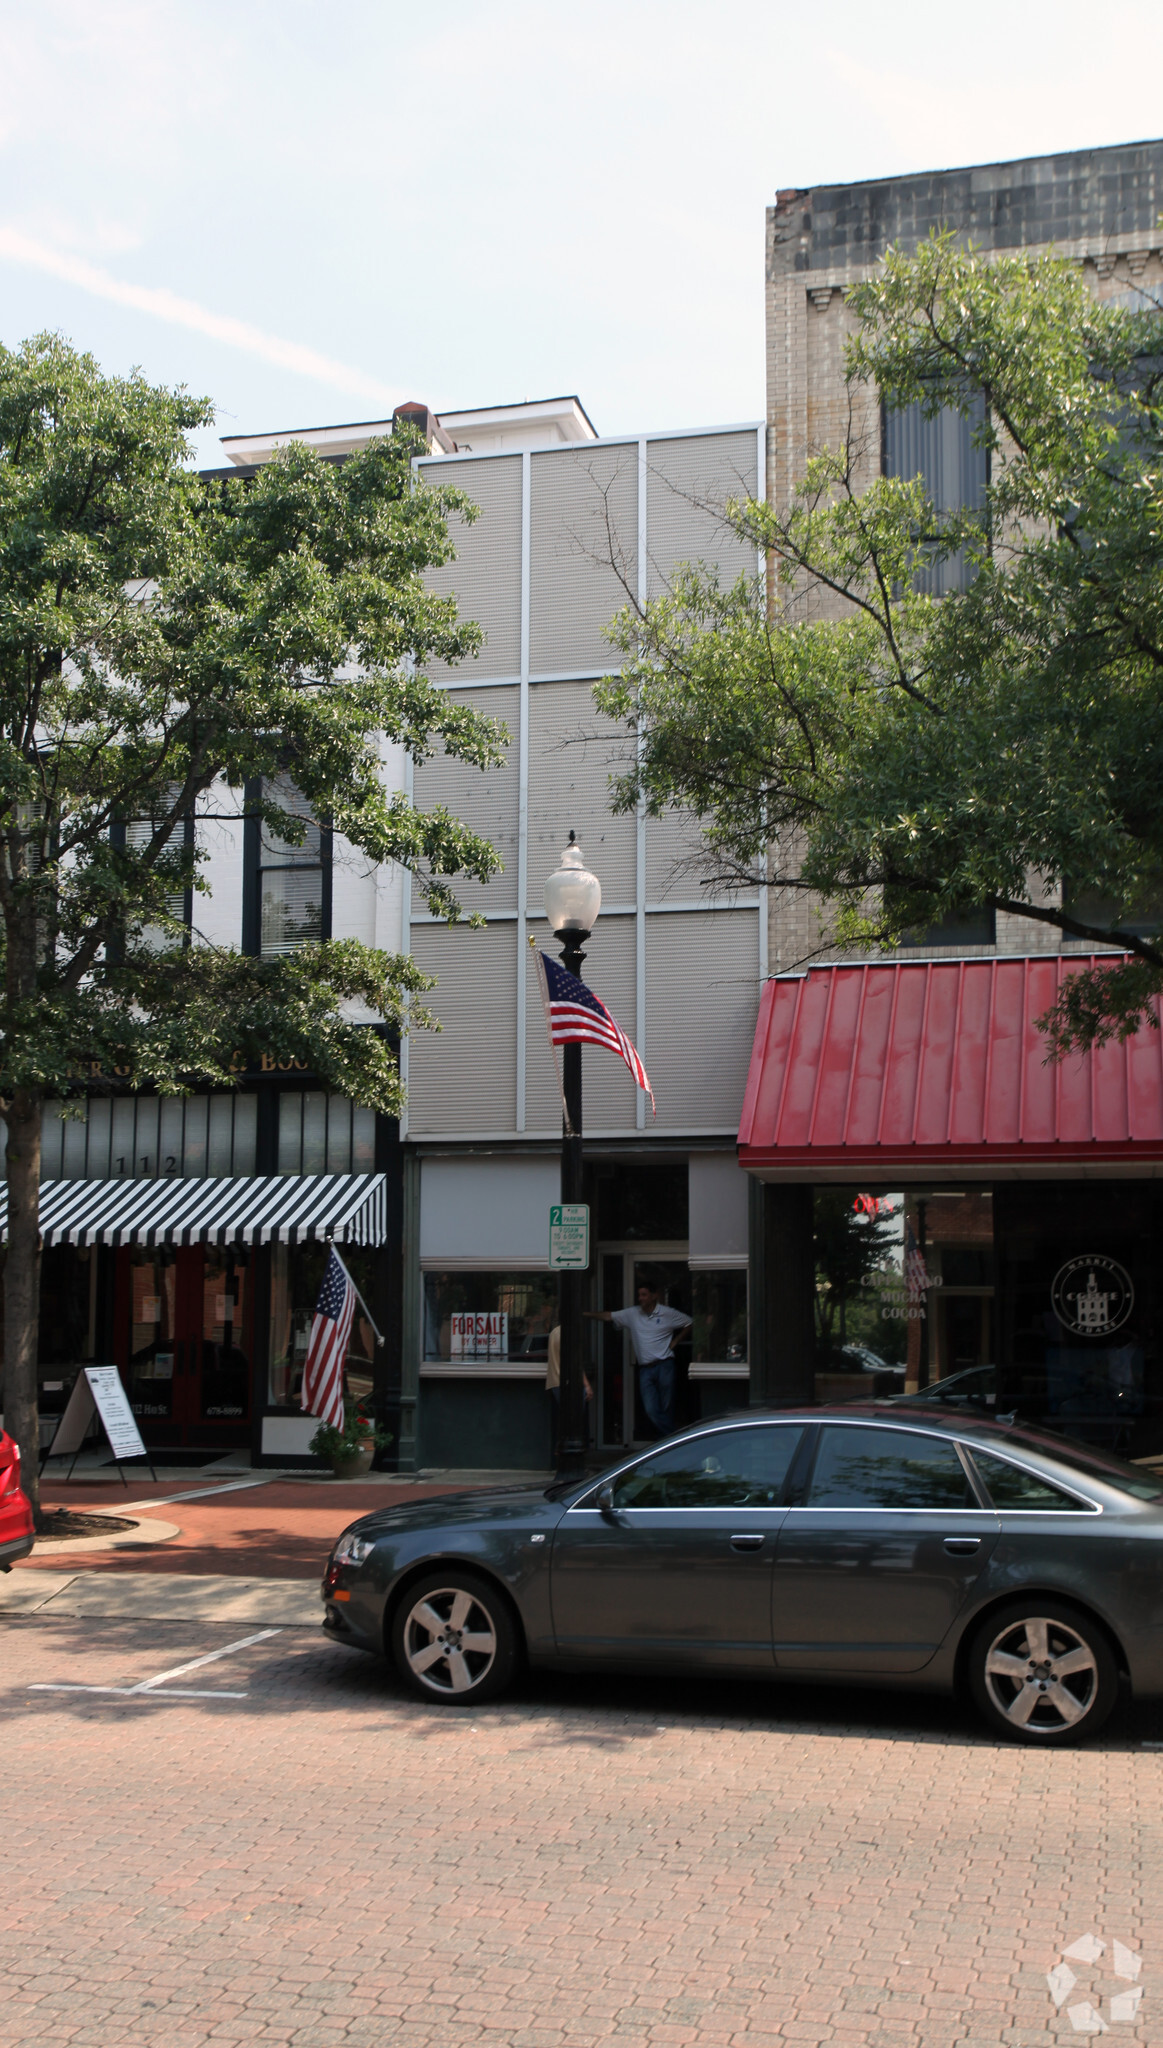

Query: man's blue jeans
left=638, top=1357, right=675, bottom=1436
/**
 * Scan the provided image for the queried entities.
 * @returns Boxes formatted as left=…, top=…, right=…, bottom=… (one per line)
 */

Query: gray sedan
left=321, top=1409, right=1163, bottom=1744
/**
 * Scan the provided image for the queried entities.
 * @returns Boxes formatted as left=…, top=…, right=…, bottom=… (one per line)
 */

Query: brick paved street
left=4, top=1614, right=1163, bottom=2048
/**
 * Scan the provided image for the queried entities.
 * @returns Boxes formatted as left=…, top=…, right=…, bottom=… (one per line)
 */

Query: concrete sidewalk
left=0, top=1568, right=321, bottom=1625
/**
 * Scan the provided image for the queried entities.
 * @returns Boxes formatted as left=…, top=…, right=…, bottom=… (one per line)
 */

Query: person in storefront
left=586, top=1277, right=692, bottom=1437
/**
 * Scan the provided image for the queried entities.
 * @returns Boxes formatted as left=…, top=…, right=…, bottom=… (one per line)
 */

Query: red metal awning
left=738, top=956, right=1163, bottom=1181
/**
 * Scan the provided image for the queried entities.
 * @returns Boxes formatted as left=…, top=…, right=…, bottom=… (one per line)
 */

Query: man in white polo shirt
left=586, top=1275, right=691, bottom=1437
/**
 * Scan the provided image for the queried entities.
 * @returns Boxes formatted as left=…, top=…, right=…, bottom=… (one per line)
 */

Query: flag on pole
left=300, top=1247, right=356, bottom=1430
left=905, top=1221, right=928, bottom=1303
left=534, top=949, right=655, bottom=1114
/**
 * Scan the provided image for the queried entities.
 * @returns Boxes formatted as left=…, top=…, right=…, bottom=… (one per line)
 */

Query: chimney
left=392, top=402, right=456, bottom=454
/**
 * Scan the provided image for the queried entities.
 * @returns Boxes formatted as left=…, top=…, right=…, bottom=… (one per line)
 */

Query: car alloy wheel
left=969, top=1600, right=1118, bottom=1744
left=392, top=1570, right=519, bottom=1705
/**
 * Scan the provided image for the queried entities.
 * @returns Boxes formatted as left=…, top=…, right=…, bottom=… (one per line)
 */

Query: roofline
left=219, top=395, right=600, bottom=447
left=772, top=949, right=1132, bottom=977
left=437, top=394, right=599, bottom=435
left=774, top=134, right=1163, bottom=204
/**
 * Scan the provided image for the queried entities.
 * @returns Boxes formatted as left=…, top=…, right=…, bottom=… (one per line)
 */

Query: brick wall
left=764, top=140, right=1163, bottom=974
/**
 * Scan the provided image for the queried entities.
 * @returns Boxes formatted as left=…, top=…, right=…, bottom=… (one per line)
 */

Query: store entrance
left=114, top=1245, right=252, bottom=1449
left=596, top=1248, right=694, bottom=1450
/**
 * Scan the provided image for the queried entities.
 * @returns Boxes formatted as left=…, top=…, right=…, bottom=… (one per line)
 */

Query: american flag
left=300, top=1247, right=356, bottom=1430
left=905, top=1221, right=929, bottom=1301
left=535, top=950, right=654, bottom=1112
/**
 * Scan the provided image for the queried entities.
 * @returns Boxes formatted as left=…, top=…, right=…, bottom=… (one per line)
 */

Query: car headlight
left=333, top=1532, right=375, bottom=1567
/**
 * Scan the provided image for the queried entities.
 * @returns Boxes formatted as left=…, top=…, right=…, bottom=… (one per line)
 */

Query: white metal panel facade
left=529, top=444, right=637, bottom=676
left=411, top=685, right=520, bottom=915
left=688, top=1153, right=751, bottom=1267
left=526, top=680, right=636, bottom=908
left=419, top=1155, right=560, bottom=1268
left=645, top=430, right=759, bottom=599
left=424, top=455, right=522, bottom=683
left=410, top=425, right=765, bottom=1142
left=406, top=920, right=518, bottom=1133
left=645, top=910, right=760, bottom=1132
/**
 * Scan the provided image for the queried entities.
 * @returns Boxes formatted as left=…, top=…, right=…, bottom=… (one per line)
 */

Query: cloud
left=0, top=226, right=403, bottom=407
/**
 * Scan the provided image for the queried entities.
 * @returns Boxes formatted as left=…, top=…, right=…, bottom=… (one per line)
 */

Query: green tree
left=1, top=334, right=504, bottom=1516
left=598, top=234, right=1163, bottom=1053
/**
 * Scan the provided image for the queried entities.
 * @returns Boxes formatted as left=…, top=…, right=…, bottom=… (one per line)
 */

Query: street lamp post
left=544, top=834, right=601, bottom=1480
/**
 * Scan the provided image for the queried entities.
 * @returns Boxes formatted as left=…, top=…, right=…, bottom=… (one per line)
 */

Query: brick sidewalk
left=19, top=1480, right=473, bottom=1579
left=3, top=1615, right=1163, bottom=2047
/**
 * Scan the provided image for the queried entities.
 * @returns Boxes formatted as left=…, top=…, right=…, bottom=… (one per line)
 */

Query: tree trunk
left=4, top=1089, right=43, bottom=1524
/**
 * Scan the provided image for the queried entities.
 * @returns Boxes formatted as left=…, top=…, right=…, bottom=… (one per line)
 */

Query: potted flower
left=308, top=1405, right=392, bottom=1480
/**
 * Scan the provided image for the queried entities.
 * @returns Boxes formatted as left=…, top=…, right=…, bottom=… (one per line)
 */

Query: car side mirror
left=596, top=1482, right=616, bottom=1518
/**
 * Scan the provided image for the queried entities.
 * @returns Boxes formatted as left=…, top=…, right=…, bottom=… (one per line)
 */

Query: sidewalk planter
left=324, top=1442, right=376, bottom=1481
left=308, top=1410, right=391, bottom=1480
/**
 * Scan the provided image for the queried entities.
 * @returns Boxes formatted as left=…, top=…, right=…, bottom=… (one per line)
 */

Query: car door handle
left=730, top=1533, right=765, bottom=1552
left=943, top=1537, right=981, bottom=1555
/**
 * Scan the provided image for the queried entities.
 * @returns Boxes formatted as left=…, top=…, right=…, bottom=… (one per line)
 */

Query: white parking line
left=28, top=1628, right=282, bottom=1702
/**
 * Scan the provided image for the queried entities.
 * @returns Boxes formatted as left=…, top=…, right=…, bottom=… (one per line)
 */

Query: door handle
left=943, top=1537, right=981, bottom=1555
left=730, top=1533, right=765, bottom=1552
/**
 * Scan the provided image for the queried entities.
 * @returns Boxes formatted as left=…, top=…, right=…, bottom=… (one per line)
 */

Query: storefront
left=740, top=955, right=1163, bottom=1459
left=1, top=1085, right=400, bottom=1467
left=409, top=1146, right=752, bottom=1470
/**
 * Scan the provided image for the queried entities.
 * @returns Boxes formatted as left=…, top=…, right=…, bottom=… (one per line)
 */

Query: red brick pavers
left=3, top=1617, right=1162, bottom=2047
left=19, top=1482, right=471, bottom=1579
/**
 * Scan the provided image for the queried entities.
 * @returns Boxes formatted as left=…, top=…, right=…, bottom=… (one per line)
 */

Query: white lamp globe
left=544, top=835, right=601, bottom=936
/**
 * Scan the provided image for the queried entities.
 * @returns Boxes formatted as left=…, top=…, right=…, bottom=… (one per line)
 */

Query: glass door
left=117, top=1246, right=252, bottom=1447
left=596, top=1246, right=694, bottom=1450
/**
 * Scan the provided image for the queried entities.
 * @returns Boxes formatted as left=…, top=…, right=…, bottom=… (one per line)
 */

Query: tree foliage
left=597, top=235, right=1163, bottom=1053
left=0, top=333, right=503, bottom=1511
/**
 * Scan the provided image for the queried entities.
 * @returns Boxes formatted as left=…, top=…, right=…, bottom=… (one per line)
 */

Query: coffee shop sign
left=861, top=1267, right=941, bottom=1321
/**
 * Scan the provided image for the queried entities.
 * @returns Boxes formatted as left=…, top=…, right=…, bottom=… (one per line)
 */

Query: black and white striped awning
left=0, top=1173, right=388, bottom=1248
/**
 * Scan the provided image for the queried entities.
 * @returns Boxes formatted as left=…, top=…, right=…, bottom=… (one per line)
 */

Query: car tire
left=391, top=1570, right=520, bottom=1706
left=967, top=1599, right=1119, bottom=1745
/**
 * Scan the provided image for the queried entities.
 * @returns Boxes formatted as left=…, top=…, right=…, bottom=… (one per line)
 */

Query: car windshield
left=988, top=1427, right=1163, bottom=1502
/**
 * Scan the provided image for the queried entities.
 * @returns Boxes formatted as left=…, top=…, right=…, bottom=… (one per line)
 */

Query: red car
left=0, top=1429, right=34, bottom=1568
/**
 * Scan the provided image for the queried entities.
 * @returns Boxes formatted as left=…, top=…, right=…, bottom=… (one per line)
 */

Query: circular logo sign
left=1051, top=1255, right=1134, bottom=1338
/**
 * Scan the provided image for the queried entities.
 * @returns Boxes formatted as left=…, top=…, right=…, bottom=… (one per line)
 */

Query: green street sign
left=549, top=1203, right=590, bottom=1270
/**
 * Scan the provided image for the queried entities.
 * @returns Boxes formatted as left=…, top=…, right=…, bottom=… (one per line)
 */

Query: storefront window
left=689, top=1271, right=747, bottom=1363
left=267, top=1243, right=377, bottom=1409
left=422, top=1272, right=558, bottom=1363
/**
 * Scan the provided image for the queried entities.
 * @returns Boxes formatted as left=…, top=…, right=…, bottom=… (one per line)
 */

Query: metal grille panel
left=424, top=456, right=522, bottom=681
left=527, top=680, right=637, bottom=907
left=412, top=685, right=519, bottom=914
left=530, top=444, right=637, bottom=676
left=645, top=910, right=760, bottom=1130
left=645, top=431, right=758, bottom=601
left=407, top=920, right=518, bottom=1132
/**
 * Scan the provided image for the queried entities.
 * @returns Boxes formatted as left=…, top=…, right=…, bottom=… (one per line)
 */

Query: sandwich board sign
left=549, top=1203, right=589, bottom=1270
left=43, top=1366, right=156, bottom=1484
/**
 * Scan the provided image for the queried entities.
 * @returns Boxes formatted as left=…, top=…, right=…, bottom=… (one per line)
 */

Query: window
left=267, top=1243, right=376, bottom=1409
left=124, top=809, right=194, bottom=946
left=278, top=1093, right=376, bottom=1175
left=970, top=1450, right=1092, bottom=1513
left=805, top=1426, right=977, bottom=1510
left=899, top=905, right=996, bottom=950
left=1062, top=884, right=1163, bottom=941
left=883, top=391, right=988, bottom=595
left=246, top=775, right=330, bottom=957
left=613, top=1425, right=803, bottom=1509
left=422, top=1271, right=559, bottom=1363
left=690, top=1270, right=747, bottom=1363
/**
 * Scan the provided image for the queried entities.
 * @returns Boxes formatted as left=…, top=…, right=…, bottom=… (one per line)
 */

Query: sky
left=2, top=0, right=1162, bottom=468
